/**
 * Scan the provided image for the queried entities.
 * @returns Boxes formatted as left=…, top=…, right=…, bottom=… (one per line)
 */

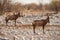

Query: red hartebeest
left=5, top=12, right=23, bottom=26
left=32, top=14, right=50, bottom=34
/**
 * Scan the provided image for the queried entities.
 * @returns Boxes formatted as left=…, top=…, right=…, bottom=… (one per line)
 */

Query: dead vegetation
left=0, top=0, right=60, bottom=15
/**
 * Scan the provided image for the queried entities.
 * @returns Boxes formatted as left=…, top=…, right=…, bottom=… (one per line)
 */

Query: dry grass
left=0, top=24, right=60, bottom=29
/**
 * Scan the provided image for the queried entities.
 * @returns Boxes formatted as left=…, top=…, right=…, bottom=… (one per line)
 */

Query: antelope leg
left=43, top=25, right=45, bottom=34
left=33, top=25, right=35, bottom=34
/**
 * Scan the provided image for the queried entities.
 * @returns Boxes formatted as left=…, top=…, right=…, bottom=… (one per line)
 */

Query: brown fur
left=32, top=14, right=50, bottom=34
left=5, top=12, right=23, bottom=26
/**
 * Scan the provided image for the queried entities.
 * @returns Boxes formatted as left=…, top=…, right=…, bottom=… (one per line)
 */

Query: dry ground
left=0, top=25, right=60, bottom=40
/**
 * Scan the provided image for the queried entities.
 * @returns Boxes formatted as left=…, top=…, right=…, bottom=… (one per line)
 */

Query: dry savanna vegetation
left=0, top=0, right=60, bottom=15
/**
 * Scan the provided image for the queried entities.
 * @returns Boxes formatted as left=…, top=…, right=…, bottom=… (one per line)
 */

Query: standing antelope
left=5, top=12, right=23, bottom=26
left=32, top=14, right=50, bottom=34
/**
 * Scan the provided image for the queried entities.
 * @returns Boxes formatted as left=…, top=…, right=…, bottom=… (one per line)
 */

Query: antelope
left=5, top=12, right=23, bottom=26
left=32, top=14, right=50, bottom=34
